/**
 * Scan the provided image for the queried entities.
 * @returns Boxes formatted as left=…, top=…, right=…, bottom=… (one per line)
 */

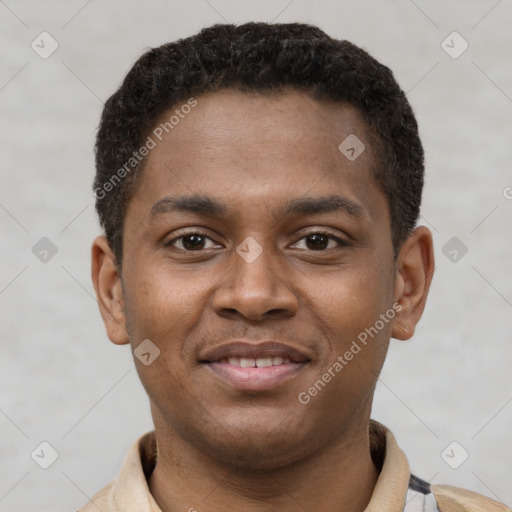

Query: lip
left=200, top=341, right=310, bottom=363
left=200, top=341, right=311, bottom=392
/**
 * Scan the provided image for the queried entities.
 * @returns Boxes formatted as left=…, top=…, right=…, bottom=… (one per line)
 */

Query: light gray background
left=1, top=1, right=511, bottom=510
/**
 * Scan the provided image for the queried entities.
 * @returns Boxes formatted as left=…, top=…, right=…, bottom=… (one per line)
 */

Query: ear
left=91, top=235, right=129, bottom=345
left=391, top=226, right=435, bottom=340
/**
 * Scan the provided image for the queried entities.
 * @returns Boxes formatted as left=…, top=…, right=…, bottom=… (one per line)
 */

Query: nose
left=211, top=242, right=299, bottom=322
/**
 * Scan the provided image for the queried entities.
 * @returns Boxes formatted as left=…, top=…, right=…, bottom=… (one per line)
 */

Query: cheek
left=302, top=267, right=393, bottom=418
left=123, top=264, right=206, bottom=343
left=121, top=265, right=216, bottom=403
left=312, top=258, right=395, bottom=345
left=303, top=258, right=394, bottom=411
left=122, top=269, right=201, bottom=408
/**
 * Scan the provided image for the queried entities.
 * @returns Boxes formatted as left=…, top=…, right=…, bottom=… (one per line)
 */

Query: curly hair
left=94, top=22, right=424, bottom=269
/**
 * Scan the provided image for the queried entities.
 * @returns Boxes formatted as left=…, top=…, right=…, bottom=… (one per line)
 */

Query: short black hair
left=94, top=22, right=424, bottom=269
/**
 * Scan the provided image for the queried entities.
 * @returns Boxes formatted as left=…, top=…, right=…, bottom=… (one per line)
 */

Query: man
left=87, top=22, right=509, bottom=512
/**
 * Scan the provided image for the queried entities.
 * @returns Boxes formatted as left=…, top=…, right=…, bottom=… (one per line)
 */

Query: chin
left=205, top=433, right=312, bottom=473
left=190, top=414, right=316, bottom=472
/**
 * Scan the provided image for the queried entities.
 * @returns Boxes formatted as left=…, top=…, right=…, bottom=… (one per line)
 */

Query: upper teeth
left=220, top=356, right=291, bottom=367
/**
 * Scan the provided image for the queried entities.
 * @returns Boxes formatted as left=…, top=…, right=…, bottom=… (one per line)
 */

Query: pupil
left=307, top=234, right=328, bottom=250
left=183, top=234, right=205, bottom=250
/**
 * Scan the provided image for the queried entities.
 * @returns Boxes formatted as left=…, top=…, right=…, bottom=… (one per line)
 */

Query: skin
left=92, top=89, right=434, bottom=512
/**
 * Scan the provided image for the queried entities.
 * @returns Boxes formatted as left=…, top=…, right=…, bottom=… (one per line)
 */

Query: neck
left=148, top=420, right=379, bottom=512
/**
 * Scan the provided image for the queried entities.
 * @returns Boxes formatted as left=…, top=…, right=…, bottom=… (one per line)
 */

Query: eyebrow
left=283, top=195, right=365, bottom=217
left=149, top=194, right=366, bottom=220
left=150, top=195, right=227, bottom=218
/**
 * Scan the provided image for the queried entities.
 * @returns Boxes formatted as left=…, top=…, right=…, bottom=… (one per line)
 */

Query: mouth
left=200, top=341, right=311, bottom=392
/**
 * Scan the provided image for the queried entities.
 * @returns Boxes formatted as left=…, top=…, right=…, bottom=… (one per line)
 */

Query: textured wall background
left=1, top=1, right=511, bottom=510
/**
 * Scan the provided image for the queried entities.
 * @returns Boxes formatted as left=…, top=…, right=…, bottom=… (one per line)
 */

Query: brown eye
left=181, top=234, right=207, bottom=250
left=166, top=232, right=219, bottom=251
left=305, top=233, right=330, bottom=250
left=293, top=232, right=346, bottom=251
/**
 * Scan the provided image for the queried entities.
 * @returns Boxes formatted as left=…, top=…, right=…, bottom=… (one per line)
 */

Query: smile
left=200, top=341, right=311, bottom=392
left=217, top=356, right=292, bottom=367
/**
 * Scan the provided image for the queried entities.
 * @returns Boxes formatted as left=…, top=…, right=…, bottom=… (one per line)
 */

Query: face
left=92, top=89, right=433, bottom=470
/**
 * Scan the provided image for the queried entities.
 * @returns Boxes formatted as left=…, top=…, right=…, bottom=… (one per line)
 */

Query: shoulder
left=431, top=483, right=511, bottom=512
left=77, top=481, right=113, bottom=511
left=76, top=431, right=157, bottom=512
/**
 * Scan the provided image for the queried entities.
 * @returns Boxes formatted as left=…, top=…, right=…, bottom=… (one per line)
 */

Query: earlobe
left=91, top=236, right=130, bottom=345
left=391, top=226, right=435, bottom=341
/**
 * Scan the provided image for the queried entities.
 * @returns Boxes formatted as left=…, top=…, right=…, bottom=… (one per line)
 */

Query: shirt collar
left=366, top=420, right=411, bottom=511
left=108, top=420, right=410, bottom=512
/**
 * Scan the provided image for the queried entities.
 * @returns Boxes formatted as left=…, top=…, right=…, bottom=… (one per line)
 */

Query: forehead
left=150, top=89, right=372, bottom=164
left=128, top=89, right=384, bottom=221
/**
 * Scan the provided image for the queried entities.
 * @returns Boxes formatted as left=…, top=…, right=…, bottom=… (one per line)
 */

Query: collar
left=105, top=420, right=411, bottom=512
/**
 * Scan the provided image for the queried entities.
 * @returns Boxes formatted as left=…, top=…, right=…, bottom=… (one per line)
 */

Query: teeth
left=255, top=357, right=272, bottom=368
left=220, top=356, right=292, bottom=367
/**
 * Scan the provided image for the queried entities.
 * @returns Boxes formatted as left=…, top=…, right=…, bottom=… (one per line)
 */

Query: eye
left=165, top=232, right=220, bottom=251
left=293, top=232, right=347, bottom=251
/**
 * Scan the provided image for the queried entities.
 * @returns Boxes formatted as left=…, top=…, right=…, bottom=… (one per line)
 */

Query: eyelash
left=294, top=231, right=347, bottom=251
left=164, top=230, right=348, bottom=251
left=165, top=230, right=218, bottom=250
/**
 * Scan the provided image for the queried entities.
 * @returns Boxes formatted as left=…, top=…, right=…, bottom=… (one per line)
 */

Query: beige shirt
left=79, top=421, right=510, bottom=512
